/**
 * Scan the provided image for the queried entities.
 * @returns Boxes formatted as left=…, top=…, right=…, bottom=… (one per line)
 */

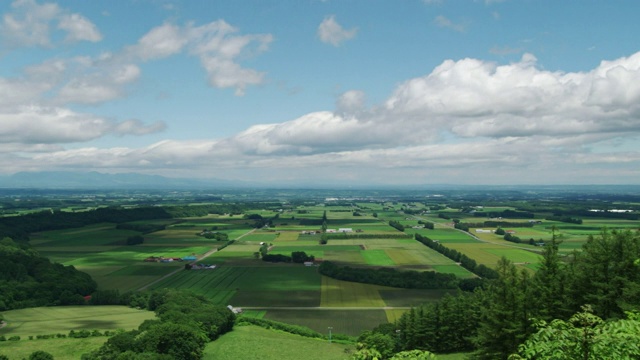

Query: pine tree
left=532, top=226, right=571, bottom=321
left=570, top=229, right=640, bottom=319
left=473, top=257, right=531, bottom=360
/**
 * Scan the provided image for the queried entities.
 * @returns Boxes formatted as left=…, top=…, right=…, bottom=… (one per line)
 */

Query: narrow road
left=137, top=228, right=257, bottom=291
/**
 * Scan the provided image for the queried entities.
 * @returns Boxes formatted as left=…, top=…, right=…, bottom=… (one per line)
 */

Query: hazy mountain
left=0, top=171, right=245, bottom=189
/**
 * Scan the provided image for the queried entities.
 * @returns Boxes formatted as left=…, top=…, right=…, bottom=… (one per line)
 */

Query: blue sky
left=1, top=0, right=640, bottom=186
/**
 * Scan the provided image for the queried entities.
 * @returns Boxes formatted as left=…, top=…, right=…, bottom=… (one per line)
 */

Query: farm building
left=227, top=305, right=242, bottom=314
left=338, top=228, right=353, bottom=233
left=182, top=255, right=197, bottom=261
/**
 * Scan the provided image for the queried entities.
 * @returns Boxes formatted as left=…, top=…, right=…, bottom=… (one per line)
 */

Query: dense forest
left=0, top=238, right=96, bottom=310
left=82, top=289, right=235, bottom=359
left=353, top=229, right=640, bottom=359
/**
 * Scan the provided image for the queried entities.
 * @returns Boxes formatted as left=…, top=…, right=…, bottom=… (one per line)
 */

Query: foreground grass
left=0, top=337, right=106, bottom=360
left=0, top=306, right=155, bottom=337
left=203, top=324, right=353, bottom=360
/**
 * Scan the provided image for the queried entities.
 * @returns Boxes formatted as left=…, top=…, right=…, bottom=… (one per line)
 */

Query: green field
left=361, top=249, right=396, bottom=265
left=203, top=325, right=353, bottom=360
left=32, top=220, right=256, bottom=291
left=150, top=265, right=321, bottom=306
left=263, top=309, right=389, bottom=337
left=0, top=306, right=155, bottom=338
left=0, top=337, right=107, bottom=360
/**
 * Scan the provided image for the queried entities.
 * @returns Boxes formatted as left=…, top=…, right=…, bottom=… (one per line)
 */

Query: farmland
left=22, top=192, right=640, bottom=332
left=1, top=187, right=639, bottom=358
left=0, top=306, right=155, bottom=338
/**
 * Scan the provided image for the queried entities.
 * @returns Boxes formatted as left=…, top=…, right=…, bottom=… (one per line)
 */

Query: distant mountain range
left=0, top=171, right=639, bottom=192
left=0, top=171, right=244, bottom=189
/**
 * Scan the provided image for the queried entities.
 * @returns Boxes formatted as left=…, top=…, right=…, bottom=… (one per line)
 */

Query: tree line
left=318, top=261, right=459, bottom=290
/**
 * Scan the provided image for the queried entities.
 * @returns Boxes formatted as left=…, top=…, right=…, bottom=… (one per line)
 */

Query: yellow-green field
left=0, top=306, right=155, bottom=338
left=446, top=243, right=542, bottom=269
left=321, top=276, right=388, bottom=307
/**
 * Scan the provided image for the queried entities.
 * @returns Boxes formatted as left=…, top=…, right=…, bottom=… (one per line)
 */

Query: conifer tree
left=473, top=257, right=531, bottom=360
left=532, top=226, right=571, bottom=321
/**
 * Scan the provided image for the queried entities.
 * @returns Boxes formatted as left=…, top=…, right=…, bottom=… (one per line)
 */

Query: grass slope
left=0, top=337, right=106, bottom=360
left=203, top=324, right=353, bottom=360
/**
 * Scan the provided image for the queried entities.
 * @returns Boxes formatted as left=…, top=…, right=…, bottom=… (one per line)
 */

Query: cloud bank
left=6, top=50, right=640, bottom=184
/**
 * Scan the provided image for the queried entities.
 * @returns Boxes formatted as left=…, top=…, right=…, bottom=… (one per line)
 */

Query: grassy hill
left=0, top=306, right=156, bottom=360
left=203, top=324, right=354, bottom=360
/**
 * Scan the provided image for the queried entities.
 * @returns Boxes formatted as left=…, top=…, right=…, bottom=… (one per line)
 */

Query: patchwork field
left=32, top=220, right=256, bottom=291
left=21, top=203, right=636, bottom=353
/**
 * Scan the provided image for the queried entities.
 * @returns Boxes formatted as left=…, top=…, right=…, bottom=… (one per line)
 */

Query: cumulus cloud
left=129, top=23, right=187, bottom=60
left=56, top=62, right=141, bottom=104
left=0, top=0, right=102, bottom=48
left=57, top=13, right=102, bottom=43
left=4, top=46, right=640, bottom=184
left=317, top=15, right=357, bottom=46
left=336, top=90, right=366, bottom=116
left=186, top=20, right=272, bottom=95
left=0, top=106, right=163, bottom=144
left=126, top=20, right=272, bottom=95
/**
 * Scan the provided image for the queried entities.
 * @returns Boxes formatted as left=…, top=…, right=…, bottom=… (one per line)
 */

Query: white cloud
left=55, top=62, right=141, bottom=104
left=317, top=15, right=357, bottom=46
left=434, top=15, right=466, bottom=33
left=57, top=13, right=102, bottom=43
left=3, top=47, right=640, bottom=184
left=336, top=90, right=366, bottom=116
left=0, top=106, right=162, bottom=144
left=127, top=20, right=272, bottom=95
left=187, top=20, right=272, bottom=95
left=130, top=23, right=187, bottom=60
left=0, top=0, right=101, bottom=48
